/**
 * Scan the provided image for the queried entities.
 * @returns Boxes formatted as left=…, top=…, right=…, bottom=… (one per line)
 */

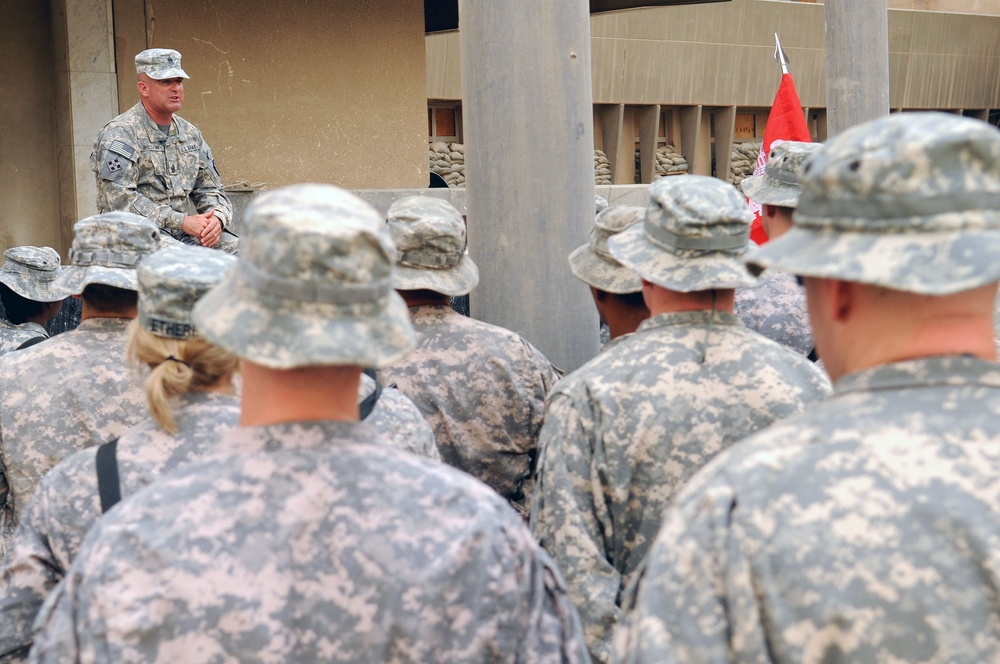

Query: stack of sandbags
left=632, top=144, right=689, bottom=183
left=428, top=141, right=466, bottom=187
left=729, top=141, right=761, bottom=186
left=595, top=150, right=612, bottom=185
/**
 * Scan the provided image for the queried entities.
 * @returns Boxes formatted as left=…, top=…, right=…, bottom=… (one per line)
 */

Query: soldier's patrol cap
left=569, top=206, right=645, bottom=294
left=54, top=212, right=160, bottom=295
left=609, top=175, right=756, bottom=292
left=135, top=48, right=189, bottom=80
left=740, top=141, right=821, bottom=208
left=387, top=196, right=479, bottom=297
left=193, top=183, right=416, bottom=369
left=748, top=112, right=1000, bottom=295
left=0, top=246, right=70, bottom=303
left=138, top=245, right=234, bottom=340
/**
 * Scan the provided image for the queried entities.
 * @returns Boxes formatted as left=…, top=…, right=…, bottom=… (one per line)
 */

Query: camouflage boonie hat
left=134, top=49, right=189, bottom=80
left=138, top=245, right=235, bottom=340
left=0, top=246, right=69, bottom=302
left=193, top=183, right=416, bottom=369
left=387, top=196, right=479, bottom=297
left=568, top=206, right=644, bottom=293
left=748, top=112, right=1000, bottom=295
left=740, top=140, right=821, bottom=208
left=53, top=212, right=160, bottom=295
left=609, top=175, right=756, bottom=292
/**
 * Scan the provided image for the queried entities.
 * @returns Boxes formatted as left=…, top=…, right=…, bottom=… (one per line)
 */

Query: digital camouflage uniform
left=92, top=49, right=235, bottom=252
left=0, top=213, right=158, bottom=558
left=734, top=269, right=812, bottom=355
left=0, top=247, right=69, bottom=356
left=0, top=322, right=47, bottom=356
left=31, top=422, right=586, bottom=664
left=618, top=112, right=1000, bottom=664
left=735, top=141, right=821, bottom=356
left=380, top=197, right=560, bottom=513
left=532, top=175, right=831, bottom=664
left=29, top=184, right=588, bottom=663
left=361, top=372, right=440, bottom=460
left=0, top=391, right=240, bottom=662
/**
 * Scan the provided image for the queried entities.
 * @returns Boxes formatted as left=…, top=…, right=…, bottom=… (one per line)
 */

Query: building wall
left=113, top=0, right=428, bottom=191
left=427, top=0, right=1000, bottom=111
left=0, top=0, right=62, bottom=252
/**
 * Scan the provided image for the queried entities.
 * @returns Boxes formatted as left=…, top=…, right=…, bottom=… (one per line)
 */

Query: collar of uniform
left=134, top=102, right=184, bottom=141
left=635, top=309, right=741, bottom=335
left=217, top=419, right=380, bottom=455
left=75, top=317, right=135, bottom=332
left=834, top=355, right=1000, bottom=396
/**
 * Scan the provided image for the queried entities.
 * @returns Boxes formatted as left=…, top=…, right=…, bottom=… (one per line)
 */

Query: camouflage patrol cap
left=0, top=246, right=69, bottom=302
left=54, top=212, right=160, bottom=295
left=387, top=196, right=479, bottom=297
left=138, top=245, right=235, bottom=340
left=134, top=49, right=189, bottom=80
left=192, top=183, right=416, bottom=369
left=608, top=175, right=756, bottom=292
left=740, top=140, right=821, bottom=208
left=568, top=206, right=645, bottom=293
left=748, top=113, right=1000, bottom=295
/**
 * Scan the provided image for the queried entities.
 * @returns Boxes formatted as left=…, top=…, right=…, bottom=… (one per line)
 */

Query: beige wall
left=427, top=0, right=1000, bottom=111
left=114, top=0, right=428, bottom=190
left=0, top=0, right=62, bottom=252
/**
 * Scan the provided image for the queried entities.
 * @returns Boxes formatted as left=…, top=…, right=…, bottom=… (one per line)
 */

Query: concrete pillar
left=51, top=0, right=119, bottom=250
left=459, top=0, right=600, bottom=372
left=599, top=104, right=626, bottom=184
left=824, top=0, right=890, bottom=136
left=713, top=106, right=736, bottom=182
left=638, top=105, right=661, bottom=184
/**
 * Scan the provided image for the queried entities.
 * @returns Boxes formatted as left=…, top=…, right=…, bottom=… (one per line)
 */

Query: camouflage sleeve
left=531, top=392, right=620, bottom=664
left=188, top=132, right=232, bottom=229
left=0, top=485, right=64, bottom=662
left=0, top=427, right=10, bottom=560
left=24, top=556, right=86, bottom=664
left=519, top=545, right=592, bottom=664
left=616, top=484, right=767, bottom=664
left=92, top=127, right=186, bottom=232
left=368, top=388, right=441, bottom=461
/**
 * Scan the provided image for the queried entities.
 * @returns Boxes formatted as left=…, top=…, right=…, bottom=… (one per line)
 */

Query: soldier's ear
left=136, top=79, right=149, bottom=98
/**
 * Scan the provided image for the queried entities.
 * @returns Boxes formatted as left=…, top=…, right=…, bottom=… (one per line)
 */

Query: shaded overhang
left=425, top=0, right=731, bottom=33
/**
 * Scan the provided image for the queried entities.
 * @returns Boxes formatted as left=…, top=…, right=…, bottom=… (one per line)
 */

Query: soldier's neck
left=141, top=99, right=175, bottom=127
left=239, top=361, right=362, bottom=427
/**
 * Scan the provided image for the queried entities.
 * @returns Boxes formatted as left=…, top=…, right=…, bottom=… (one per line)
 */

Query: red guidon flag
left=748, top=73, right=811, bottom=244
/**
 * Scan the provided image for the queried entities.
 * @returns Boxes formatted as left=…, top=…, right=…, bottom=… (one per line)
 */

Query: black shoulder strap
left=95, top=438, right=122, bottom=514
left=807, top=346, right=819, bottom=363
left=15, top=336, right=46, bottom=351
left=359, top=372, right=383, bottom=421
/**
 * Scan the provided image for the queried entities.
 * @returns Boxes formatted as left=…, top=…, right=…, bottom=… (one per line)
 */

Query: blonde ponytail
left=127, top=320, right=241, bottom=433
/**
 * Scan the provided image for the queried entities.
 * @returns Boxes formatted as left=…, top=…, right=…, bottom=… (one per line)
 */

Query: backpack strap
left=15, top=336, right=46, bottom=351
left=360, top=369, right=383, bottom=421
left=95, top=438, right=122, bottom=514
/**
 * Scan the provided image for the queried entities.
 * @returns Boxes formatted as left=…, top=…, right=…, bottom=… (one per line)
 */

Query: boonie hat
left=568, top=206, right=644, bottom=293
left=138, top=245, right=235, bottom=340
left=0, top=246, right=69, bottom=302
left=387, top=196, right=479, bottom=297
left=748, top=112, right=1000, bottom=295
left=54, top=212, right=160, bottom=295
left=135, top=48, right=189, bottom=80
left=193, top=183, right=416, bottom=369
left=740, top=141, right=821, bottom=208
left=609, top=175, right=756, bottom=292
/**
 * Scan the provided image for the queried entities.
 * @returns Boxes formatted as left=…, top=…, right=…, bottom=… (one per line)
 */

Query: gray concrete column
left=458, top=0, right=600, bottom=372
left=824, top=0, right=890, bottom=136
